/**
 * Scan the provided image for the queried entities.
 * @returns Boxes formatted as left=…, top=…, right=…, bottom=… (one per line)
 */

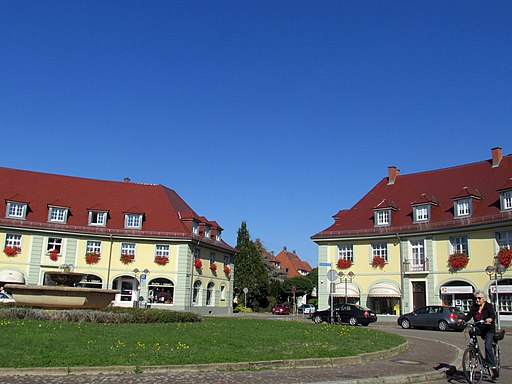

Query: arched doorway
left=440, top=280, right=475, bottom=312
left=78, top=274, right=103, bottom=289
left=112, top=275, right=138, bottom=307
left=148, top=278, right=174, bottom=305
left=192, top=280, right=202, bottom=306
left=206, top=282, right=215, bottom=306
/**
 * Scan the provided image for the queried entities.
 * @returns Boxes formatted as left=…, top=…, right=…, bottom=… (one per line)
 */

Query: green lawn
left=0, top=317, right=404, bottom=368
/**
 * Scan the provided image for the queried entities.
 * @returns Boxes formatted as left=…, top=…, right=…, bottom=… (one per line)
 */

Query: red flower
left=49, top=249, right=59, bottom=261
left=372, top=256, right=386, bottom=269
left=85, top=252, right=101, bottom=265
left=155, top=256, right=169, bottom=266
left=448, top=252, right=469, bottom=271
left=120, top=253, right=134, bottom=265
left=194, top=258, right=202, bottom=268
left=210, top=262, right=217, bottom=271
left=224, top=265, right=231, bottom=274
left=497, top=247, right=512, bottom=269
left=337, top=258, right=352, bottom=269
left=3, top=246, right=21, bottom=257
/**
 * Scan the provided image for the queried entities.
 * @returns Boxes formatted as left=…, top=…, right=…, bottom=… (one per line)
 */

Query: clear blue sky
left=1, top=1, right=511, bottom=266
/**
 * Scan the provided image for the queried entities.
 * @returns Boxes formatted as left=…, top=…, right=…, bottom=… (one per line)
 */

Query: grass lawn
left=0, top=317, right=404, bottom=368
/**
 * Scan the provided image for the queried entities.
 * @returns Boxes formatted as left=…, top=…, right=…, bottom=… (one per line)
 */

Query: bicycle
left=462, top=320, right=503, bottom=384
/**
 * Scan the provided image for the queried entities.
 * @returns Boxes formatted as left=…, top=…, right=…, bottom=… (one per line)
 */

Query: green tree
left=234, top=221, right=269, bottom=310
left=281, top=276, right=314, bottom=297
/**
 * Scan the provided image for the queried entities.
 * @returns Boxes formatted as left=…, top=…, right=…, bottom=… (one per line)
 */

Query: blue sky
left=1, top=1, right=511, bottom=266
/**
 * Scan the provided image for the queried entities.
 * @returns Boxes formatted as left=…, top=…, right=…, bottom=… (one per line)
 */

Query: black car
left=397, top=305, right=466, bottom=331
left=312, top=303, right=378, bottom=326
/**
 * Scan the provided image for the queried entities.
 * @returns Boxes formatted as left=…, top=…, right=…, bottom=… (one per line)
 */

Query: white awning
left=333, top=282, right=360, bottom=297
left=368, top=282, right=401, bottom=298
left=0, top=270, right=25, bottom=284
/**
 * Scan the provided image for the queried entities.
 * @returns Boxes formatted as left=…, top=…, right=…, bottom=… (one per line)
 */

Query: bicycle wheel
left=494, top=343, right=501, bottom=377
left=462, top=347, right=484, bottom=384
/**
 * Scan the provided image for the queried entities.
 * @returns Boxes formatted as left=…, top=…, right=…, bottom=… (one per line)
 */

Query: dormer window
left=216, top=229, right=222, bottom=241
left=413, top=205, right=429, bottom=222
left=501, top=190, right=512, bottom=211
left=204, top=226, right=211, bottom=238
left=88, top=211, right=107, bottom=226
left=192, top=221, right=199, bottom=235
left=125, top=213, right=143, bottom=229
left=6, top=201, right=27, bottom=219
left=375, top=209, right=390, bottom=226
left=48, top=206, right=68, bottom=223
left=455, top=198, right=471, bottom=217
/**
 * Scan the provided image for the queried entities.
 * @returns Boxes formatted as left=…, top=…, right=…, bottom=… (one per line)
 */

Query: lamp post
left=485, top=262, right=506, bottom=330
left=132, top=268, right=149, bottom=308
left=338, top=271, right=355, bottom=304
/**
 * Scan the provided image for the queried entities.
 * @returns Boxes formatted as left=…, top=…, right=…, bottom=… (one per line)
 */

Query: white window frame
left=372, top=243, right=388, bottom=262
left=502, top=191, right=512, bottom=211
left=450, top=236, right=468, bottom=254
left=6, top=202, right=27, bottom=219
left=88, top=211, right=107, bottom=226
left=414, top=205, right=429, bottom=222
left=155, top=244, right=170, bottom=257
left=338, top=244, right=354, bottom=262
left=204, top=226, right=211, bottom=238
left=496, top=231, right=512, bottom=248
left=216, top=230, right=222, bottom=241
left=47, top=237, right=63, bottom=253
left=375, top=210, right=390, bottom=226
left=455, top=198, right=471, bottom=217
left=121, top=243, right=136, bottom=259
left=192, top=280, right=202, bottom=306
left=209, top=252, right=216, bottom=264
left=410, top=239, right=425, bottom=267
left=5, top=233, right=22, bottom=247
left=192, top=221, right=199, bottom=235
left=206, top=282, right=215, bottom=306
left=48, top=206, right=68, bottom=223
left=86, top=241, right=101, bottom=254
left=220, top=285, right=226, bottom=301
left=125, top=214, right=142, bottom=229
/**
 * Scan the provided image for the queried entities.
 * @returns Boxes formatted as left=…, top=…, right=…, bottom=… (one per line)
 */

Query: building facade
left=0, top=167, right=237, bottom=315
left=312, top=147, right=512, bottom=318
left=269, top=246, right=313, bottom=278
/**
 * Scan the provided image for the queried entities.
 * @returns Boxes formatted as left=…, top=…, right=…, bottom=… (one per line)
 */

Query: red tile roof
left=313, top=152, right=512, bottom=239
left=274, top=247, right=313, bottom=277
left=0, top=167, right=236, bottom=252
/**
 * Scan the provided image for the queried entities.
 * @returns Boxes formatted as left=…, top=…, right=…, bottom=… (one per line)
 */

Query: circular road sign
left=327, top=269, right=338, bottom=282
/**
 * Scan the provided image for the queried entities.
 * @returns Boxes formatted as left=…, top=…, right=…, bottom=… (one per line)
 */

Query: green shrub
left=233, top=304, right=253, bottom=313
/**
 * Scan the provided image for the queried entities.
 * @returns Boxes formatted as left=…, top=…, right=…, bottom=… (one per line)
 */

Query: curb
left=0, top=341, right=409, bottom=377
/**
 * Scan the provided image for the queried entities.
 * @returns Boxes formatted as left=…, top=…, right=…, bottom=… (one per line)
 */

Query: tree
left=281, top=276, right=314, bottom=298
left=234, top=221, right=269, bottom=310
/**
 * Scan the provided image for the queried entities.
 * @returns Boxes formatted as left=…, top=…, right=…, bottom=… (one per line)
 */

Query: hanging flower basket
left=49, top=249, right=59, bottom=261
left=210, top=262, right=217, bottom=271
left=155, top=256, right=169, bottom=266
left=85, top=252, right=101, bottom=265
left=3, top=246, right=21, bottom=257
left=194, top=258, right=202, bottom=268
left=120, top=253, right=134, bottom=265
left=497, top=247, right=512, bottom=269
left=337, top=258, right=352, bottom=269
left=372, top=256, right=386, bottom=269
left=448, top=252, right=469, bottom=272
left=224, top=265, right=231, bottom=274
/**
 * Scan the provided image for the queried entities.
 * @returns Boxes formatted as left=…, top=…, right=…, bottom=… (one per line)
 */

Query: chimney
left=124, top=177, right=131, bottom=183
left=492, top=147, right=503, bottom=168
left=283, top=246, right=287, bottom=251
left=387, top=166, right=400, bottom=185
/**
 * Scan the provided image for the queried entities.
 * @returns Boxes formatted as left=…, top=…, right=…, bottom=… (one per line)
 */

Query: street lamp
left=132, top=268, right=149, bottom=308
left=485, top=262, right=506, bottom=330
left=338, top=271, right=355, bottom=304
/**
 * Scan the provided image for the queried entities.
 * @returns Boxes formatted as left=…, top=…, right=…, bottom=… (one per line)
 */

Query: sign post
left=327, top=269, right=338, bottom=323
left=243, top=287, right=248, bottom=308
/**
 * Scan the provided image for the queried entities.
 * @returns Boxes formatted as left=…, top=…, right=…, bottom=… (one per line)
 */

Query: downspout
left=106, top=234, right=114, bottom=289
left=396, top=233, right=404, bottom=315
left=189, top=240, right=199, bottom=310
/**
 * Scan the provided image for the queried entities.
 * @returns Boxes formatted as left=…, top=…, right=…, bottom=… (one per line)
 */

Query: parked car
left=312, top=303, right=377, bottom=326
left=0, top=292, right=15, bottom=304
left=397, top=305, right=466, bottom=331
left=272, top=303, right=290, bottom=315
left=297, top=304, right=316, bottom=314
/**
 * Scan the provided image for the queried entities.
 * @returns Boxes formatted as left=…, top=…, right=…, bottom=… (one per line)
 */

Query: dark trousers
left=474, top=328, right=496, bottom=367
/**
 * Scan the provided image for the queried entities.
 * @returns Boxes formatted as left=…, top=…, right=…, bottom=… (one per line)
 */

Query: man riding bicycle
left=462, top=290, right=497, bottom=378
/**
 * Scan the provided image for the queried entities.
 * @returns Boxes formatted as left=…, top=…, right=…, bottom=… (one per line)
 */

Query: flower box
left=155, top=256, right=169, bottom=266
left=3, top=246, right=21, bottom=257
left=372, top=256, right=386, bottom=269
left=337, top=258, right=352, bottom=269
left=85, top=252, right=101, bottom=265
left=49, top=249, right=59, bottom=261
left=497, top=247, right=512, bottom=269
left=223, top=265, right=231, bottom=274
left=120, top=253, right=134, bottom=265
left=448, top=252, right=469, bottom=272
left=210, top=262, right=217, bottom=271
left=194, top=258, right=202, bottom=268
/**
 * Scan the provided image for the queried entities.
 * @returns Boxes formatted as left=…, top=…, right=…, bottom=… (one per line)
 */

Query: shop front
left=489, top=279, right=512, bottom=317
left=332, top=282, right=360, bottom=306
left=368, top=282, right=401, bottom=315
left=440, top=282, right=474, bottom=312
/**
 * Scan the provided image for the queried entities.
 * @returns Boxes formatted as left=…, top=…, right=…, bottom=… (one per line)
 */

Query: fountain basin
left=4, top=284, right=118, bottom=309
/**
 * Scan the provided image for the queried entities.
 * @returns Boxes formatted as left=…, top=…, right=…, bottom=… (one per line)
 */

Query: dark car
left=312, top=303, right=377, bottom=326
left=397, top=305, right=466, bottom=331
left=272, top=303, right=290, bottom=315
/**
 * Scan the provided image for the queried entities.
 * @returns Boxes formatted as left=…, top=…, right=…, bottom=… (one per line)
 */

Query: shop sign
left=440, top=286, right=473, bottom=294
left=490, top=285, right=512, bottom=294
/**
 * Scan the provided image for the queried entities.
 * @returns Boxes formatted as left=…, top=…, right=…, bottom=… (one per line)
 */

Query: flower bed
left=337, top=258, right=352, bottom=269
left=448, top=252, right=469, bottom=271
left=3, top=246, right=21, bottom=257
left=372, top=256, right=386, bottom=269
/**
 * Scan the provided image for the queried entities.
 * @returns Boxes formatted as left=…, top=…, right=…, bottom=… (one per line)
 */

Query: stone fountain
left=4, top=266, right=117, bottom=309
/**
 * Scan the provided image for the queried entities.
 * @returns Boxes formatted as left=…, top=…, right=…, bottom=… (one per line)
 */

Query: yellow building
left=0, top=167, right=237, bottom=314
left=312, top=147, right=512, bottom=318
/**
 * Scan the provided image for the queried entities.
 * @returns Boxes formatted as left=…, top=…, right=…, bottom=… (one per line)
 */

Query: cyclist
left=462, top=290, right=498, bottom=378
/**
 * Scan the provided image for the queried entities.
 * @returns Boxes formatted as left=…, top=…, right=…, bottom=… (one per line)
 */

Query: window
left=48, top=206, right=68, bottom=223
left=496, top=231, right=512, bottom=248
left=121, top=243, right=136, bottom=260
left=206, top=282, right=214, bottom=306
left=375, top=210, right=390, bottom=226
left=338, top=244, right=354, bottom=262
left=155, top=244, right=170, bottom=257
left=502, top=191, right=512, bottom=211
left=223, top=255, right=228, bottom=266
left=216, top=230, right=222, bottom=241
left=5, top=233, right=22, bottom=248
left=450, top=236, right=468, bottom=254
left=47, top=238, right=62, bottom=253
left=88, top=211, right=107, bottom=226
left=414, top=205, right=429, bottom=222
left=192, top=222, right=199, bottom=235
left=220, top=285, right=226, bottom=301
left=6, top=202, right=27, bottom=219
left=455, top=199, right=471, bottom=217
left=192, top=280, right=202, bottom=305
left=209, top=252, right=216, bottom=264
left=86, top=241, right=101, bottom=254
left=410, top=240, right=425, bottom=267
left=125, top=214, right=142, bottom=229
left=372, top=243, right=388, bottom=262
left=194, top=248, right=200, bottom=258
left=205, top=226, right=211, bottom=238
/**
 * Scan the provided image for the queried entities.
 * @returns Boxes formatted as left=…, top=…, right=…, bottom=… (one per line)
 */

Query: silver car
left=398, top=305, right=466, bottom=331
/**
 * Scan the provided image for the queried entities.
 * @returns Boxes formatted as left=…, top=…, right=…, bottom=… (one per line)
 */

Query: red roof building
left=271, top=246, right=312, bottom=278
